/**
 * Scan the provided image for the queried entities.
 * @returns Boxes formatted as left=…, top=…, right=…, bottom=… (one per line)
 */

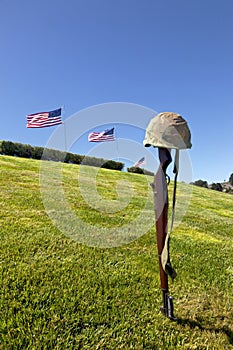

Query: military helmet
left=143, top=112, right=192, bottom=149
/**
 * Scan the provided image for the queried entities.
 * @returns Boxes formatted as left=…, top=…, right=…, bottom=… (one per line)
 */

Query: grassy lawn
left=0, top=155, right=233, bottom=349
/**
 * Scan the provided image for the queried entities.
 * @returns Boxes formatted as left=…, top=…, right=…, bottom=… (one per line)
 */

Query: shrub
left=0, top=140, right=124, bottom=171
left=127, top=166, right=144, bottom=174
left=229, top=173, right=233, bottom=186
left=192, top=179, right=208, bottom=188
left=0, top=141, right=16, bottom=156
left=102, top=160, right=124, bottom=171
left=210, top=183, right=223, bottom=192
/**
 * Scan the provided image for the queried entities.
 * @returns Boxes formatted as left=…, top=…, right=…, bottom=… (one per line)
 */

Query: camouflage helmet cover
left=143, top=112, right=192, bottom=149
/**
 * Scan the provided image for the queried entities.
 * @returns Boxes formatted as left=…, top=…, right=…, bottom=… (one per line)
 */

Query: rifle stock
left=151, top=147, right=176, bottom=320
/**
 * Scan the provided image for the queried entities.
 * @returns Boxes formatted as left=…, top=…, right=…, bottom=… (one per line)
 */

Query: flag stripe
left=26, top=108, right=62, bottom=128
left=134, top=157, right=145, bottom=167
left=88, top=128, right=115, bottom=142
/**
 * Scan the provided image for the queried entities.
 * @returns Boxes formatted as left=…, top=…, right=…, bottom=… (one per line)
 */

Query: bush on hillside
left=209, top=183, right=223, bottom=192
left=127, top=166, right=144, bottom=174
left=229, top=173, right=233, bottom=186
left=0, top=140, right=124, bottom=171
left=102, top=160, right=124, bottom=171
left=32, top=146, right=44, bottom=160
left=192, top=179, right=208, bottom=188
left=0, top=141, right=16, bottom=156
left=127, top=167, right=154, bottom=176
left=64, top=152, right=84, bottom=164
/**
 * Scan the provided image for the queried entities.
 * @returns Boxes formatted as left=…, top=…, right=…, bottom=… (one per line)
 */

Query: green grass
left=0, top=155, right=233, bottom=349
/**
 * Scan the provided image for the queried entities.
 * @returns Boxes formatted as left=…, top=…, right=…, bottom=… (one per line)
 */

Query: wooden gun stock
left=151, top=147, right=176, bottom=320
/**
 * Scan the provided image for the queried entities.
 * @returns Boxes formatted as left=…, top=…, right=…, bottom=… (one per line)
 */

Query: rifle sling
left=161, top=149, right=179, bottom=280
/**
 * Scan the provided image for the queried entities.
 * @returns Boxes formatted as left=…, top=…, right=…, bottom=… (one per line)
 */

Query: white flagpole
left=61, top=105, right=67, bottom=152
left=114, top=125, right=120, bottom=162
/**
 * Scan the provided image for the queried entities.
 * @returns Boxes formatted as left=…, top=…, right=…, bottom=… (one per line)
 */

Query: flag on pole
left=26, top=108, right=62, bottom=128
left=88, top=128, right=115, bottom=142
left=134, top=156, right=145, bottom=168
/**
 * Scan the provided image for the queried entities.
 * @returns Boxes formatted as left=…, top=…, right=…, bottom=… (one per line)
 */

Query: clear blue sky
left=0, top=0, right=232, bottom=183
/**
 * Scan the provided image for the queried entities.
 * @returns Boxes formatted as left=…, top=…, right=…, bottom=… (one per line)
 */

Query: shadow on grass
left=176, top=317, right=233, bottom=345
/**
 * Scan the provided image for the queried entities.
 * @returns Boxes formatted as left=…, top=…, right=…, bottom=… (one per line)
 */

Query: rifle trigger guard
left=166, top=174, right=170, bottom=184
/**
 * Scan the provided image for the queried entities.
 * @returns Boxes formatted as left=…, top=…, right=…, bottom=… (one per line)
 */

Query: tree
left=1, top=141, right=15, bottom=156
left=210, top=183, right=223, bottom=192
left=229, top=173, right=233, bottom=186
left=192, top=179, right=208, bottom=188
left=127, top=166, right=144, bottom=174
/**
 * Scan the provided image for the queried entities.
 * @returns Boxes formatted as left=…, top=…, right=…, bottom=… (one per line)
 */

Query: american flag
left=26, top=108, right=62, bottom=128
left=134, top=156, right=145, bottom=168
left=88, top=128, right=115, bottom=142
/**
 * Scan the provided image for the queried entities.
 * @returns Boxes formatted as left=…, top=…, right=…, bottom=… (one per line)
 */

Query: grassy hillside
left=0, top=155, right=233, bottom=349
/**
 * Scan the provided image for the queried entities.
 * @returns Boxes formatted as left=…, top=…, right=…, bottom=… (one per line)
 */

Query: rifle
left=151, top=147, right=177, bottom=320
